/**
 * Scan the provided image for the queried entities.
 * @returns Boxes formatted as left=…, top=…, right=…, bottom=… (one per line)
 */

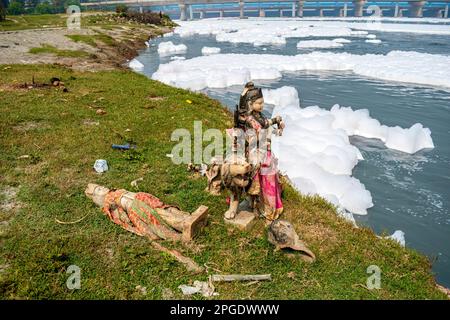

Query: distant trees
left=0, top=0, right=8, bottom=21
left=7, top=1, right=25, bottom=16
left=3, top=0, right=81, bottom=16
left=35, top=0, right=52, bottom=14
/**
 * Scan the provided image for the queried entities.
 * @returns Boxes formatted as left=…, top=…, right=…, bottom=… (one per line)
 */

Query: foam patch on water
left=366, top=39, right=382, bottom=44
left=152, top=51, right=450, bottom=92
left=297, top=40, right=344, bottom=49
left=129, top=58, right=144, bottom=71
left=382, top=230, right=406, bottom=246
left=333, top=38, right=352, bottom=43
left=264, top=86, right=433, bottom=217
left=158, top=41, right=187, bottom=56
left=202, top=46, right=221, bottom=55
left=174, top=18, right=450, bottom=47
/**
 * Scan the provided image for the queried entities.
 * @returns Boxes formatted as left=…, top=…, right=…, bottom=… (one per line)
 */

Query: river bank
left=0, top=13, right=175, bottom=71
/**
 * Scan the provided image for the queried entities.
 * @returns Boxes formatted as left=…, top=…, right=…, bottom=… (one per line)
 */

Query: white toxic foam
left=201, top=46, right=221, bottom=55
left=366, top=34, right=377, bottom=39
left=152, top=51, right=450, bottom=92
left=157, top=41, right=187, bottom=55
left=264, top=86, right=433, bottom=218
left=365, top=39, right=382, bottom=44
left=174, top=18, right=450, bottom=47
left=382, top=230, right=406, bottom=246
left=297, top=40, right=344, bottom=49
left=333, top=38, right=352, bottom=43
left=170, top=56, right=186, bottom=61
left=129, top=58, right=144, bottom=71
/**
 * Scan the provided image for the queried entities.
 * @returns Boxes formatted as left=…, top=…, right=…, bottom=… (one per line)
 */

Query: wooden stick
left=150, top=241, right=204, bottom=274
left=211, top=274, right=271, bottom=282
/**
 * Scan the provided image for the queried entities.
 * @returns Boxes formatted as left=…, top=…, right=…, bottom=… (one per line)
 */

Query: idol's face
left=251, top=97, right=264, bottom=112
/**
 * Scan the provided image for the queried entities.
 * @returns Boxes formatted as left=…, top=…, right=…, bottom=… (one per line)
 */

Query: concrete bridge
left=80, top=1, right=450, bottom=20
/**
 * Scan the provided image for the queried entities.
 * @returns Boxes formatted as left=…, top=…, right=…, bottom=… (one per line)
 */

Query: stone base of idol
left=224, top=211, right=257, bottom=231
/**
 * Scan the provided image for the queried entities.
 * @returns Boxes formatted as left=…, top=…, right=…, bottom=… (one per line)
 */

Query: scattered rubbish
left=211, top=274, right=271, bottom=282
left=178, top=280, right=217, bottom=297
left=96, top=109, right=107, bottom=115
left=145, top=41, right=150, bottom=47
left=166, top=153, right=174, bottom=158
left=186, top=99, right=192, bottom=104
left=135, top=285, right=147, bottom=296
left=93, top=159, right=108, bottom=173
left=83, top=119, right=99, bottom=126
left=131, top=177, right=144, bottom=188
left=16, top=76, right=68, bottom=91
left=112, top=143, right=136, bottom=150
left=17, top=155, right=30, bottom=160
left=268, top=220, right=316, bottom=263
left=3, top=66, right=12, bottom=70
left=55, top=212, right=91, bottom=225
left=125, top=128, right=132, bottom=132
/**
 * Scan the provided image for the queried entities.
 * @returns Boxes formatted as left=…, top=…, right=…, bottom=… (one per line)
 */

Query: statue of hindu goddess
left=205, top=82, right=285, bottom=224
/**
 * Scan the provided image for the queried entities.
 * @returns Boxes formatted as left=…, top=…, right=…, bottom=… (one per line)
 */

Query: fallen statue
left=85, top=183, right=208, bottom=242
left=85, top=183, right=208, bottom=273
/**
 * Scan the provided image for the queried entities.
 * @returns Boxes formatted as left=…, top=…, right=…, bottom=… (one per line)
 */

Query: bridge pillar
left=200, top=10, right=204, bottom=19
left=239, top=1, right=245, bottom=19
left=343, top=3, right=348, bottom=17
left=259, top=8, right=265, bottom=17
left=179, top=3, right=187, bottom=21
left=445, top=4, right=449, bottom=18
left=220, top=10, right=224, bottom=18
left=189, top=4, right=193, bottom=20
left=139, top=6, right=143, bottom=14
left=292, top=2, right=295, bottom=17
left=409, top=1, right=427, bottom=18
left=394, top=4, right=399, bottom=17
left=353, top=0, right=366, bottom=17
left=297, top=0, right=304, bottom=17
left=319, top=8, right=324, bottom=17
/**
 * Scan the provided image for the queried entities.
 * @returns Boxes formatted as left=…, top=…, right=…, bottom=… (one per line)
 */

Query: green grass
left=66, top=33, right=116, bottom=48
left=0, top=14, right=67, bottom=31
left=0, top=64, right=446, bottom=300
left=0, top=12, right=177, bottom=32
left=29, top=44, right=90, bottom=58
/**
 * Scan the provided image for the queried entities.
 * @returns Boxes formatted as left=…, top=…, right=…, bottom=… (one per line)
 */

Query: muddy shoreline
left=0, top=24, right=174, bottom=71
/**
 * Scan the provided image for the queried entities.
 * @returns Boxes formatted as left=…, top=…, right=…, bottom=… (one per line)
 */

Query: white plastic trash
left=93, top=159, right=108, bottom=173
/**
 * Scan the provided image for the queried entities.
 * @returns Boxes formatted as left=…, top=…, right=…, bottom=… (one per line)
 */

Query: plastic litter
left=112, top=143, right=136, bottom=150
left=178, top=280, right=218, bottom=297
left=93, top=159, right=108, bottom=173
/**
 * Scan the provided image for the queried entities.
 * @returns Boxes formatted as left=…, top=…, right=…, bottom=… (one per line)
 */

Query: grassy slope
left=0, top=13, right=176, bottom=32
left=0, top=64, right=445, bottom=300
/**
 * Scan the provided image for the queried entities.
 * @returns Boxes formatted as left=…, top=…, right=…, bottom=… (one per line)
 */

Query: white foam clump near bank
left=297, top=40, right=344, bottom=49
left=157, top=41, right=187, bottom=55
left=366, top=39, right=382, bottom=44
left=170, top=56, right=185, bottom=61
left=366, top=34, right=377, bottom=39
left=380, top=230, right=406, bottom=246
left=152, top=51, right=450, bottom=92
left=129, top=58, right=144, bottom=71
left=333, top=38, right=352, bottom=43
left=201, top=46, right=221, bottom=55
left=264, top=86, right=433, bottom=219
